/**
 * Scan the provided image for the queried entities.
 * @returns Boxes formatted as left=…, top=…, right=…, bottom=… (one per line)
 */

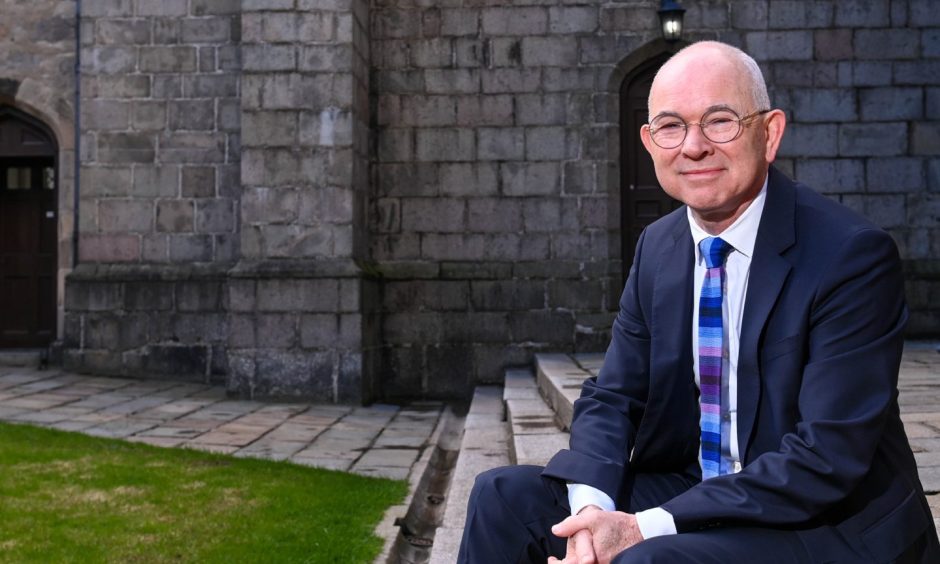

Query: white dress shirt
left=568, top=175, right=768, bottom=540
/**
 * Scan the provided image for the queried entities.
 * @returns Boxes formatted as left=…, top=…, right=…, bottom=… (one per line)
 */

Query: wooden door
left=0, top=109, right=57, bottom=348
left=619, top=55, right=683, bottom=283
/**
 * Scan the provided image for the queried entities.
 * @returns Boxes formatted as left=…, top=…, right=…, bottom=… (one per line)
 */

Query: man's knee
left=612, top=537, right=683, bottom=564
left=469, top=464, right=544, bottom=508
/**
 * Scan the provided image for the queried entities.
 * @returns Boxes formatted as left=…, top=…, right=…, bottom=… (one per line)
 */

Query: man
left=458, top=41, right=940, bottom=563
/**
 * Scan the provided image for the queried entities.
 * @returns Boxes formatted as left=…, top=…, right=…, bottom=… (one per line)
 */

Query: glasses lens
left=651, top=118, right=686, bottom=148
left=701, top=110, right=741, bottom=143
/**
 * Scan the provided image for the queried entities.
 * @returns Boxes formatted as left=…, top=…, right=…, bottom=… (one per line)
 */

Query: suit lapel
left=738, top=167, right=796, bottom=462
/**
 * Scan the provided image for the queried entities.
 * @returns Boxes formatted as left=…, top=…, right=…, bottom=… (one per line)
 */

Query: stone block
left=137, top=0, right=187, bottom=16
left=522, top=199, right=562, bottom=232
left=372, top=9, right=421, bottom=40
left=156, top=200, right=194, bottom=232
left=867, top=157, right=926, bottom=193
left=578, top=35, right=646, bottom=65
left=814, top=29, right=853, bottom=60
left=81, top=166, right=133, bottom=197
left=730, top=1, right=768, bottom=29
left=521, top=36, right=577, bottom=67
left=913, top=123, right=940, bottom=156
left=923, top=29, right=940, bottom=58
left=911, top=0, right=940, bottom=26
left=441, top=9, right=479, bottom=36
left=399, top=96, right=455, bottom=127
left=421, top=233, right=485, bottom=260
left=177, top=281, right=223, bottom=312
left=375, top=163, right=439, bottom=197
left=839, top=123, right=908, bottom=157
left=180, top=17, right=231, bottom=43
left=456, top=95, right=514, bottom=127
left=132, top=102, right=166, bottom=131
left=256, top=314, right=297, bottom=348
left=384, top=281, right=469, bottom=312
left=83, top=0, right=133, bottom=17
left=549, top=280, right=603, bottom=310
left=790, top=89, right=856, bottom=122
left=415, top=129, right=475, bottom=162
left=930, top=159, right=940, bottom=191
left=510, top=311, right=574, bottom=344
left=855, top=29, right=919, bottom=60
left=181, top=166, right=215, bottom=198
left=168, top=100, right=215, bottom=131
left=401, top=198, right=466, bottom=233
left=383, top=312, right=443, bottom=344
left=548, top=6, right=597, bottom=33
left=191, top=0, right=240, bottom=14
left=139, top=46, right=197, bottom=73
left=835, top=0, right=890, bottom=27
left=195, top=199, right=235, bottom=233
left=299, top=45, right=352, bottom=73
left=599, top=6, right=658, bottom=32
left=99, top=199, right=153, bottom=233
left=515, top=94, right=566, bottom=125
left=471, top=280, right=545, bottom=311
left=865, top=194, right=907, bottom=228
left=501, top=162, right=560, bottom=196
left=256, top=279, right=340, bottom=313
left=481, top=7, right=547, bottom=35
left=142, top=234, right=168, bottom=262
left=746, top=31, right=813, bottom=60
left=158, top=132, right=225, bottom=164
left=895, top=61, right=940, bottom=86
left=481, top=69, right=541, bottom=94
left=778, top=124, right=838, bottom=158
left=98, top=75, right=151, bottom=98
left=795, top=159, right=866, bottom=193
left=439, top=163, right=499, bottom=197
left=850, top=62, right=893, bottom=87
left=84, top=46, right=137, bottom=74
left=125, top=282, right=173, bottom=311
left=242, top=45, right=296, bottom=72
left=410, top=39, right=453, bottom=69
left=563, top=162, right=596, bottom=195
left=168, top=234, right=213, bottom=262
left=525, top=126, right=572, bottom=160
left=98, top=132, right=155, bottom=164
left=97, top=18, right=152, bottom=45
left=441, top=312, right=511, bottom=343
left=477, top=128, right=525, bottom=161
left=467, top=197, right=522, bottom=233
left=79, top=234, right=141, bottom=262
left=425, top=69, right=480, bottom=95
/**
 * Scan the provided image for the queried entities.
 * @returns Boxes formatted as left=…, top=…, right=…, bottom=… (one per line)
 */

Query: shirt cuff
left=635, top=507, right=677, bottom=538
left=566, top=483, right=616, bottom=516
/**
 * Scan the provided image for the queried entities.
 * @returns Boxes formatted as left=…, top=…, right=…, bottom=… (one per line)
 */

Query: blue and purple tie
left=699, top=236, right=733, bottom=480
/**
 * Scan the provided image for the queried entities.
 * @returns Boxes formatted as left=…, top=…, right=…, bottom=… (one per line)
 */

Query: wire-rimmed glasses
left=647, top=108, right=771, bottom=149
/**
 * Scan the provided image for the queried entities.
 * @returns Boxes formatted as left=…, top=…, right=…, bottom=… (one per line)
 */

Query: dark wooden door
left=0, top=109, right=58, bottom=348
left=619, top=55, right=683, bottom=283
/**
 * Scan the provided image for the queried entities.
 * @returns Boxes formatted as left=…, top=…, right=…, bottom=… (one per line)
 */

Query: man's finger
left=573, top=529, right=596, bottom=564
left=551, top=514, right=588, bottom=537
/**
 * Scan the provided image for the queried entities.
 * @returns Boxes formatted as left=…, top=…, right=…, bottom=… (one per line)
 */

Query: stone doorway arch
left=0, top=106, right=59, bottom=347
left=618, top=52, right=682, bottom=283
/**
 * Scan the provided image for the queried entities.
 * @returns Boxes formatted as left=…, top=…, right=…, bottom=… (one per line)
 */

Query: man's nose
left=681, top=124, right=713, bottom=158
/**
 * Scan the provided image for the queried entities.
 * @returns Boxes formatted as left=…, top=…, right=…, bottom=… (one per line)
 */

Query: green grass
left=0, top=422, right=407, bottom=563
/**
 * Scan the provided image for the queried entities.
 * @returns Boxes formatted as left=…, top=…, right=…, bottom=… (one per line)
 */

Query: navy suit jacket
left=543, top=167, right=939, bottom=562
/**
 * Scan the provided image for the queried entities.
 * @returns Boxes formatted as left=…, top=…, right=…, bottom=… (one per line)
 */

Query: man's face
left=640, top=49, right=784, bottom=230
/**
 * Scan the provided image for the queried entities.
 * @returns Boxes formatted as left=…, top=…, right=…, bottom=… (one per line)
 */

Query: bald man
left=457, top=41, right=939, bottom=563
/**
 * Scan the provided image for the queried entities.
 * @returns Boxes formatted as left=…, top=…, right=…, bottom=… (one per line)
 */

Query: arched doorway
left=619, top=54, right=682, bottom=282
left=0, top=106, right=58, bottom=348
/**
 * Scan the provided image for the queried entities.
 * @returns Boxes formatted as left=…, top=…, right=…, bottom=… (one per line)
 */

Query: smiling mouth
left=680, top=168, right=723, bottom=177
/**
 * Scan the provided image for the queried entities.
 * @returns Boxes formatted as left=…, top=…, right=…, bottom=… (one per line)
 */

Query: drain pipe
left=72, top=0, right=81, bottom=266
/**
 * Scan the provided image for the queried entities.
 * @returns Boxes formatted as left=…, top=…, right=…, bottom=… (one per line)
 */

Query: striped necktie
left=699, top=236, right=733, bottom=480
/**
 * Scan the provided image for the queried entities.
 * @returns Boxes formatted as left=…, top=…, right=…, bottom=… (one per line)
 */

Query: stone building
left=0, top=0, right=937, bottom=403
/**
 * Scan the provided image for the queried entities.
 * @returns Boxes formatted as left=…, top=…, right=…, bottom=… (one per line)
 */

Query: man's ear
left=640, top=124, right=655, bottom=155
left=763, top=109, right=787, bottom=163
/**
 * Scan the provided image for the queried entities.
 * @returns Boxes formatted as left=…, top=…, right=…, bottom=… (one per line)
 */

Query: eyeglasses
left=647, top=108, right=771, bottom=149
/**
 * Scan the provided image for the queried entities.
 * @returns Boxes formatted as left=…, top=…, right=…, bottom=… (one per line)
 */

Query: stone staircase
left=424, top=353, right=600, bottom=563
left=417, top=346, right=940, bottom=562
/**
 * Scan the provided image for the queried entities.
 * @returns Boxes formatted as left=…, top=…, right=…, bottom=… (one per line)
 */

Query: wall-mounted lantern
left=658, top=0, right=686, bottom=42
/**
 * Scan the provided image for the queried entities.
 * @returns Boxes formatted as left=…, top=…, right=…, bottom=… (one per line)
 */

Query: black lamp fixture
left=658, top=0, right=686, bottom=42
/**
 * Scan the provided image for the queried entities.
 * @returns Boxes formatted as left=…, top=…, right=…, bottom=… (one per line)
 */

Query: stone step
left=427, top=385, right=509, bottom=564
left=504, top=367, right=569, bottom=466
left=534, top=352, right=603, bottom=430
left=0, top=349, right=44, bottom=368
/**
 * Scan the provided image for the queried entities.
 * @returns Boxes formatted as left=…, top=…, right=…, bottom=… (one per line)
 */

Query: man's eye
left=657, top=122, right=684, bottom=131
left=706, top=117, right=734, bottom=126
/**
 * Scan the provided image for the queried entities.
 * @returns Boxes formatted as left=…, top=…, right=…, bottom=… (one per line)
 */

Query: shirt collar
left=688, top=173, right=768, bottom=263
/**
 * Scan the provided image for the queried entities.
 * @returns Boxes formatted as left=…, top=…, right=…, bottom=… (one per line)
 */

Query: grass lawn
left=0, top=422, right=407, bottom=563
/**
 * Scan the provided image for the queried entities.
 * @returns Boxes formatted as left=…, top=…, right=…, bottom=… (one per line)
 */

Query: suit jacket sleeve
left=661, top=226, right=908, bottom=532
left=542, top=229, right=653, bottom=501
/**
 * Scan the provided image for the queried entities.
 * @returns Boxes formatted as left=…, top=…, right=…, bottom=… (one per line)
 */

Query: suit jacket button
left=733, top=460, right=742, bottom=473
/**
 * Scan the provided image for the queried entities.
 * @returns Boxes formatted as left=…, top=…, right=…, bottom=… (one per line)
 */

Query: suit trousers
left=456, top=464, right=875, bottom=564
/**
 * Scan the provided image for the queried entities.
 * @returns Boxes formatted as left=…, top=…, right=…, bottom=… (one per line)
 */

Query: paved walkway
left=0, top=368, right=443, bottom=482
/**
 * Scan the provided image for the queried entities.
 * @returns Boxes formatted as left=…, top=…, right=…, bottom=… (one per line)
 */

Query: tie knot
left=700, top=237, right=733, bottom=269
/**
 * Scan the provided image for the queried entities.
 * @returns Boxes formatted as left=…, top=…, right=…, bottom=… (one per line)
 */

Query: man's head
left=640, top=41, right=786, bottom=234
